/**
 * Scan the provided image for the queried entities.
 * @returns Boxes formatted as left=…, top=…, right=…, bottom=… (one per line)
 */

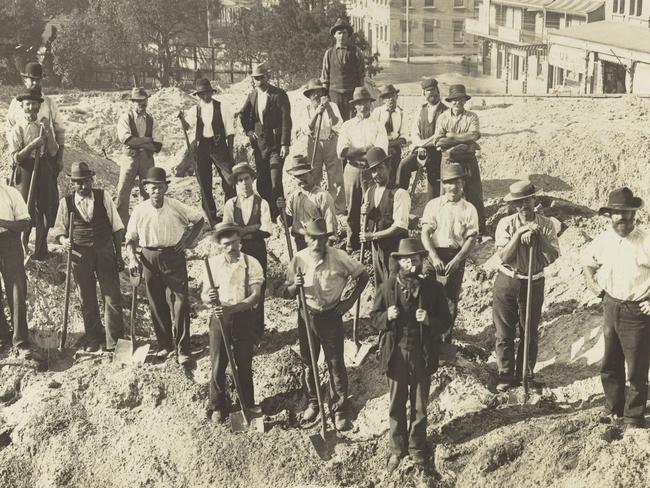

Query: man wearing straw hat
left=582, top=187, right=650, bottom=429
left=371, top=84, right=405, bottom=186
left=371, top=237, right=451, bottom=473
left=52, top=161, right=126, bottom=353
left=115, top=87, right=163, bottom=228
left=493, top=180, right=559, bottom=392
left=421, top=162, right=478, bottom=343
left=180, top=78, right=237, bottom=225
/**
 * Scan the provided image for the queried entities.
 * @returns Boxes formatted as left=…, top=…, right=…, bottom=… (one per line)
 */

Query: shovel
left=204, top=258, right=264, bottom=433
left=113, top=268, right=150, bottom=365
left=23, top=125, right=45, bottom=265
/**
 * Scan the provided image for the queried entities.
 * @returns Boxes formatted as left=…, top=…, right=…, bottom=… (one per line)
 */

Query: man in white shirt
left=371, top=84, right=405, bottom=186
left=582, top=187, right=650, bottom=429
left=360, top=147, right=410, bottom=288
left=53, top=162, right=126, bottom=353
left=125, top=167, right=204, bottom=366
left=337, top=86, right=388, bottom=253
left=180, top=78, right=236, bottom=225
left=420, top=163, right=478, bottom=342
left=202, top=223, right=264, bottom=422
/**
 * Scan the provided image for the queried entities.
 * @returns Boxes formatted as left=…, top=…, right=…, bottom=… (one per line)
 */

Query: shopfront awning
left=548, top=44, right=587, bottom=73
left=546, top=0, right=604, bottom=14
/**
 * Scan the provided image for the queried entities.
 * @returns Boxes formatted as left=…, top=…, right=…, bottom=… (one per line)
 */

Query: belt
left=499, top=266, right=544, bottom=281
left=604, top=292, right=646, bottom=305
left=144, top=246, right=176, bottom=252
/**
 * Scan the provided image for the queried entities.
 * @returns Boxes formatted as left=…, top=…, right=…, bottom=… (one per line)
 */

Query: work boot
left=206, top=407, right=228, bottom=424
left=496, top=373, right=514, bottom=392
left=334, top=411, right=352, bottom=431
left=84, top=343, right=100, bottom=353
left=302, top=402, right=319, bottom=422
left=156, top=348, right=173, bottom=359
left=596, top=407, right=622, bottom=425
left=177, top=353, right=191, bottom=366
left=386, top=454, right=402, bottom=474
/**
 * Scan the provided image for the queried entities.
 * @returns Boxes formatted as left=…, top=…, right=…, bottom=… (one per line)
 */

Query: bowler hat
left=213, top=222, right=242, bottom=240
left=421, top=77, right=438, bottom=91
left=68, top=161, right=95, bottom=181
left=330, top=18, right=353, bottom=36
left=193, top=78, right=216, bottom=96
left=21, top=62, right=44, bottom=79
left=303, top=78, right=327, bottom=98
left=391, top=238, right=428, bottom=258
left=16, top=88, right=44, bottom=103
left=230, top=162, right=257, bottom=183
left=378, top=84, right=399, bottom=98
left=504, top=180, right=540, bottom=202
left=130, top=87, right=149, bottom=101
left=142, top=167, right=170, bottom=185
left=286, top=155, right=314, bottom=177
left=350, top=86, right=375, bottom=105
left=366, top=147, right=390, bottom=171
left=440, top=162, right=466, bottom=182
left=598, top=187, right=644, bottom=215
left=304, top=218, right=333, bottom=238
left=251, top=63, right=268, bottom=78
left=445, top=84, right=471, bottom=102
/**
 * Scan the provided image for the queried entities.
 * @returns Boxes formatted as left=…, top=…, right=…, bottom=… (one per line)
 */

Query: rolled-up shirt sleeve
left=463, top=204, right=479, bottom=238
left=420, top=199, right=437, bottom=229
left=392, top=189, right=410, bottom=230
left=52, top=198, right=70, bottom=240
left=8, top=125, right=25, bottom=164
left=494, top=218, right=512, bottom=249
left=260, top=198, right=273, bottom=235
left=103, top=192, right=124, bottom=232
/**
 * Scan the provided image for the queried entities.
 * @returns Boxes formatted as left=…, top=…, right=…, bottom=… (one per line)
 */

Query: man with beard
left=582, top=187, right=650, bottom=430
left=360, top=147, right=409, bottom=288
left=371, top=237, right=451, bottom=472
left=493, top=181, right=559, bottom=392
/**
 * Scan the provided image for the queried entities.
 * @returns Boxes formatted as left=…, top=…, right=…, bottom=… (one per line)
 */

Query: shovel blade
left=309, top=429, right=337, bottom=461
left=113, top=339, right=133, bottom=365
left=343, top=340, right=372, bottom=367
left=230, top=407, right=265, bottom=433
left=132, top=344, right=150, bottom=364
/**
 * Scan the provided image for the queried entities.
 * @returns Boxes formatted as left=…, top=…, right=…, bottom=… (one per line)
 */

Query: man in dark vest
left=239, top=64, right=292, bottom=222
left=397, top=77, right=447, bottom=200
left=360, top=147, right=410, bottom=288
left=180, top=78, right=236, bottom=225
left=115, top=87, right=163, bottom=228
left=222, top=162, right=272, bottom=335
left=321, top=18, right=365, bottom=121
left=53, top=161, right=126, bottom=352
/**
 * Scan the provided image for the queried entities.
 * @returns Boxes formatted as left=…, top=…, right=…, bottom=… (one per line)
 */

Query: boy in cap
left=115, top=87, right=163, bottom=228
left=371, top=237, right=451, bottom=473
left=202, top=222, right=264, bottom=422
left=493, top=180, right=559, bottom=391
left=371, top=84, right=405, bottom=186
left=53, top=161, right=126, bottom=352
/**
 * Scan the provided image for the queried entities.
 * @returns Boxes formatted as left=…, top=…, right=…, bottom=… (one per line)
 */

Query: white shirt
left=201, top=252, right=264, bottom=306
left=371, top=105, right=404, bottom=141
left=286, top=187, right=338, bottom=236
left=6, top=95, right=64, bottom=144
left=581, top=227, right=650, bottom=301
left=257, top=88, right=269, bottom=122
left=421, top=196, right=479, bottom=248
left=410, top=103, right=440, bottom=147
left=52, top=191, right=124, bottom=243
left=296, top=101, right=342, bottom=141
left=222, top=193, right=273, bottom=235
left=337, top=116, right=388, bottom=158
left=363, top=186, right=410, bottom=230
left=185, top=99, right=236, bottom=140
left=0, top=184, right=30, bottom=234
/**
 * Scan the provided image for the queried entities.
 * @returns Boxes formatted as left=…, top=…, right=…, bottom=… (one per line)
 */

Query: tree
left=0, top=0, right=45, bottom=83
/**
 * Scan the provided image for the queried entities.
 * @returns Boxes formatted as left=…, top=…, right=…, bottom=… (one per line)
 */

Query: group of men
left=2, top=17, right=650, bottom=473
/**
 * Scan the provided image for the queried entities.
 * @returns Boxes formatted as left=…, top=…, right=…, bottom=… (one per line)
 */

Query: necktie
left=385, top=109, right=394, bottom=134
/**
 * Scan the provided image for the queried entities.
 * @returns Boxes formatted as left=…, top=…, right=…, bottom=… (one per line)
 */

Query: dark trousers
left=298, top=307, right=348, bottom=413
left=397, top=149, right=443, bottom=200
left=388, top=346, right=431, bottom=457
left=241, top=238, right=267, bottom=335
left=252, top=139, right=284, bottom=221
left=72, top=242, right=124, bottom=349
left=343, top=163, right=371, bottom=251
left=196, top=138, right=235, bottom=224
left=141, top=248, right=190, bottom=355
left=0, top=233, right=28, bottom=347
left=456, top=155, right=486, bottom=234
left=493, top=272, right=545, bottom=379
left=208, top=310, right=256, bottom=411
left=387, top=143, right=402, bottom=187
left=330, top=90, right=353, bottom=121
left=601, top=294, right=650, bottom=425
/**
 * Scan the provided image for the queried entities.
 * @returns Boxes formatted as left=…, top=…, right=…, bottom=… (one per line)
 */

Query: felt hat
left=130, top=87, right=149, bottom=101
left=440, top=162, right=466, bottom=182
left=142, top=167, right=170, bottom=185
left=68, top=161, right=95, bottom=181
left=421, top=77, right=438, bottom=91
left=193, top=78, right=216, bottom=96
left=304, top=218, right=333, bottom=238
left=445, top=84, right=471, bottom=102
left=21, top=62, right=44, bottom=79
left=286, top=154, right=314, bottom=177
left=230, top=162, right=257, bottom=182
left=330, top=18, right=353, bottom=36
left=213, top=222, right=242, bottom=240
left=350, top=86, right=375, bottom=104
left=504, top=180, right=540, bottom=202
left=251, top=63, right=268, bottom=78
left=391, top=238, right=428, bottom=258
left=16, top=88, right=44, bottom=103
left=366, top=147, right=390, bottom=171
left=378, top=84, right=399, bottom=98
left=303, top=78, right=327, bottom=98
left=598, top=187, right=644, bottom=215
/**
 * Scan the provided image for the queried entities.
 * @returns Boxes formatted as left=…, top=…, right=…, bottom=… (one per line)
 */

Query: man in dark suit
left=239, top=64, right=292, bottom=221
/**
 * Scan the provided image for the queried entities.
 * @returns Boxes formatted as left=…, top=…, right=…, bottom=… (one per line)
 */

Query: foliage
left=0, top=0, right=46, bottom=83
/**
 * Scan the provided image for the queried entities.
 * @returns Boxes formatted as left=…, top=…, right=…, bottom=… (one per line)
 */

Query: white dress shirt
left=337, top=116, right=388, bottom=158
left=257, top=88, right=269, bottom=122
left=201, top=252, right=264, bottom=305
left=185, top=99, right=236, bottom=140
left=371, top=105, right=404, bottom=141
left=421, top=196, right=479, bottom=248
left=296, top=101, right=342, bottom=140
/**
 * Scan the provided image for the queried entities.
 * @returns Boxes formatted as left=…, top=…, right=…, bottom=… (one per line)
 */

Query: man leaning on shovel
left=493, top=181, right=559, bottom=392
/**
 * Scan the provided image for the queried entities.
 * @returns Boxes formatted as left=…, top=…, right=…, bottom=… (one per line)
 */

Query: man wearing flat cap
left=239, top=63, right=292, bottom=222
left=53, top=161, right=126, bottom=352
left=433, top=84, right=486, bottom=234
left=372, top=85, right=405, bottom=186
left=397, top=77, right=447, bottom=200
left=116, top=87, right=163, bottom=228
left=321, top=18, right=365, bottom=121
left=493, top=180, right=559, bottom=392
left=180, top=78, right=236, bottom=225
left=582, top=187, right=650, bottom=430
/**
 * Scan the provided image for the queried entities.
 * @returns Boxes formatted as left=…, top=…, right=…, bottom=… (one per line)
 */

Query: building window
left=401, top=20, right=407, bottom=42
left=512, top=55, right=519, bottom=81
left=537, top=55, right=544, bottom=77
left=619, top=0, right=625, bottom=12
left=630, top=0, right=636, bottom=13
left=424, top=20, right=435, bottom=43
left=452, top=20, right=465, bottom=43
left=453, top=0, right=465, bottom=8
left=424, top=0, right=435, bottom=7
left=613, top=0, right=618, bottom=11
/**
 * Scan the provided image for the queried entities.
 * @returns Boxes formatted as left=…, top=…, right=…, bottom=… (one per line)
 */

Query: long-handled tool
left=280, top=207, right=294, bottom=260
left=409, top=149, right=427, bottom=200
left=297, top=266, right=334, bottom=460
left=204, top=257, right=264, bottom=433
left=58, top=213, right=75, bottom=351
left=310, top=112, right=323, bottom=169
left=23, top=125, right=45, bottom=265
left=114, top=267, right=150, bottom=365
left=522, top=240, right=535, bottom=402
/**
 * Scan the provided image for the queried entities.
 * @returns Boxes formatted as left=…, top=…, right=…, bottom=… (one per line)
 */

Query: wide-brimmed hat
left=303, top=78, right=327, bottom=98
left=598, top=187, right=644, bottom=215
left=304, top=218, right=333, bottom=238
left=193, top=78, right=216, bottom=96
left=378, top=84, right=399, bottom=99
left=350, top=86, right=375, bottom=105
left=391, top=238, right=428, bottom=258
left=213, top=222, right=242, bottom=240
left=445, top=84, right=471, bottom=102
left=16, top=88, right=43, bottom=103
left=130, top=87, right=149, bottom=101
left=504, top=180, right=540, bottom=202
left=68, top=161, right=95, bottom=181
left=330, top=18, right=353, bottom=36
left=21, top=62, right=44, bottom=79
left=440, top=162, right=466, bottom=182
left=230, top=162, right=257, bottom=183
left=421, top=77, right=438, bottom=91
left=366, top=147, right=390, bottom=171
left=286, top=155, right=314, bottom=177
left=251, top=63, right=268, bottom=78
left=142, top=167, right=170, bottom=185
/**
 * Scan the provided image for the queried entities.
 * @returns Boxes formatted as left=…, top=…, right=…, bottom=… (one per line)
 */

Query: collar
left=607, top=226, right=640, bottom=242
left=237, top=192, right=255, bottom=200
left=428, top=102, right=440, bottom=111
left=199, top=98, right=213, bottom=107
left=132, top=109, right=148, bottom=119
left=256, top=87, right=269, bottom=95
left=450, top=108, right=465, bottom=117
left=516, top=212, right=538, bottom=227
left=223, top=252, right=243, bottom=265
left=75, top=191, right=94, bottom=202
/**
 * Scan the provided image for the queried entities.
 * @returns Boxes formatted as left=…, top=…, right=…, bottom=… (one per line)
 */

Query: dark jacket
left=371, top=274, right=451, bottom=375
left=239, top=84, right=292, bottom=149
